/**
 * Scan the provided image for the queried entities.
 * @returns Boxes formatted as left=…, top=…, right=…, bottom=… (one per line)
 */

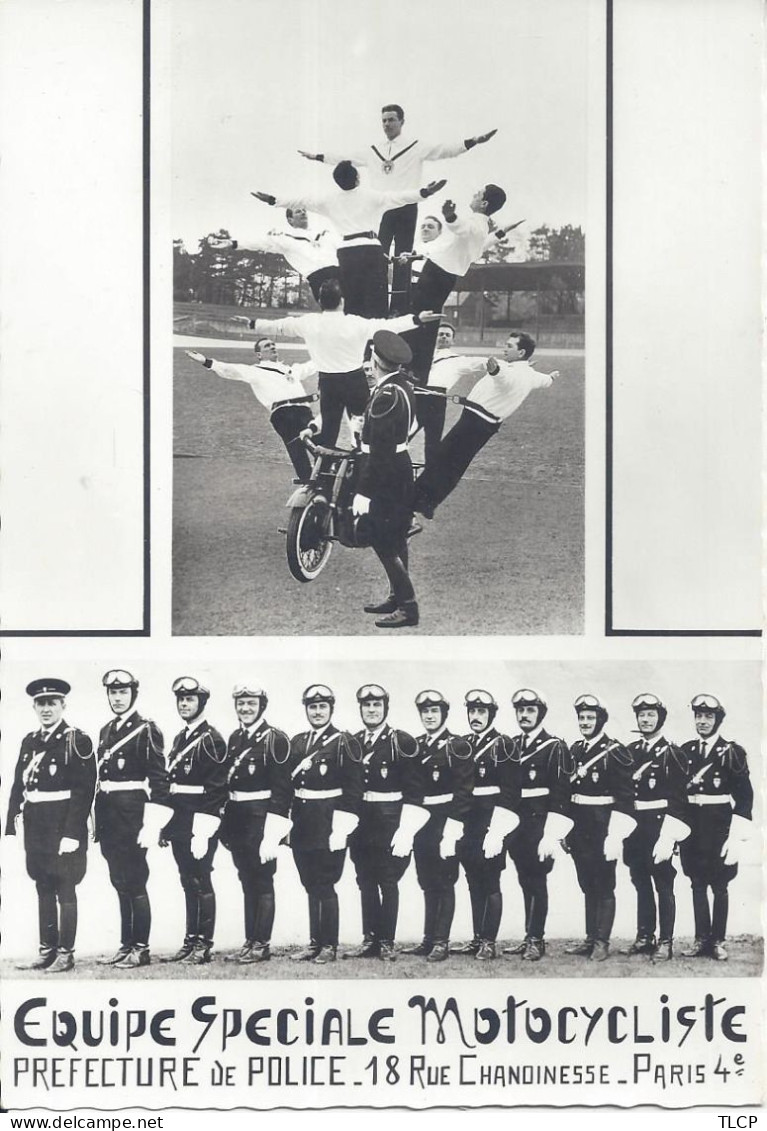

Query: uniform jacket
left=166, top=720, right=228, bottom=819
left=355, top=724, right=419, bottom=805
left=225, top=719, right=292, bottom=819
left=627, top=736, right=688, bottom=821
left=288, top=723, right=363, bottom=849
left=461, top=727, right=513, bottom=815
left=97, top=711, right=169, bottom=803
left=410, top=728, right=473, bottom=822
left=681, top=734, right=753, bottom=820
left=568, top=733, right=634, bottom=817
left=497, top=728, right=571, bottom=818
left=6, top=721, right=96, bottom=842
left=357, top=370, right=416, bottom=505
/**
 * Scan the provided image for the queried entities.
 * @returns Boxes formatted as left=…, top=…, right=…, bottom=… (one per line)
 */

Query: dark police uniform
left=288, top=724, right=363, bottom=959
left=680, top=729, right=753, bottom=954
left=406, top=726, right=473, bottom=959
left=221, top=718, right=292, bottom=960
left=501, top=727, right=571, bottom=956
left=566, top=732, right=634, bottom=956
left=6, top=684, right=96, bottom=972
left=455, top=726, right=512, bottom=954
left=162, top=718, right=227, bottom=962
left=623, top=735, right=688, bottom=956
left=96, top=708, right=169, bottom=964
left=357, top=365, right=416, bottom=557
left=348, top=722, right=419, bottom=954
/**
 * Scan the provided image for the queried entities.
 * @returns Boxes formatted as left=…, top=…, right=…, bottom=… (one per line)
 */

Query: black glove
left=441, top=199, right=457, bottom=224
left=420, top=178, right=447, bottom=199
left=465, top=128, right=498, bottom=148
left=251, top=191, right=276, bottom=206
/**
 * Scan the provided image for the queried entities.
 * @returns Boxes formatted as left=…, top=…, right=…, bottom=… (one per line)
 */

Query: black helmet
left=416, top=688, right=449, bottom=724
left=172, top=676, right=210, bottom=720
left=464, top=688, right=498, bottom=724
left=631, top=692, right=667, bottom=731
left=512, top=687, right=547, bottom=724
left=690, top=693, right=725, bottom=731
left=574, top=693, right=608, bottom=735
left=303, top=684, right=335, bottom=706
left=103, top=668, right=139, bottom=709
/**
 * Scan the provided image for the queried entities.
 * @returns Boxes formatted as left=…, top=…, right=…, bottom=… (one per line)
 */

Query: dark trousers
left=270, top=402, right=315, bottom=479
left=24, top=806, right=87, bottom=954
left=350, top=820, right=411, bottom=943
left=413, top=386, right=448, bottom=472
left=316, top=369, right=369, bottom=447
left=307, top=265, right=342, bottom=304
left=506, top=815, right=554, bottom=940
left=223, top=804, right=278, bottom=944
left=293, top=847, right=346, bottom=947
left=679, top=808, right=736, bottom=942
left=624, top=813, right=677, bottom=940
left=170, top=836, right=219, bottom=946
left=400, top=260, right=457, bottom=382
left=414, top=409, right=500, bottom=512
left=378, top=202, right=419, bottom=314
left=337, top=244, right=388, bottom=318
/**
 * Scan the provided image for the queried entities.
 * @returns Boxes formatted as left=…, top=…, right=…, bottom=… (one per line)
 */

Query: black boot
left=293, top=941, right=321, bottom=961
left=240, top=942, right=271, bottom=964
left=364, top=594, right=397, bottom=615
left=450, top=937, right=481, bottom=955
left=17, top=946, right=58, bottom=971
left=45, top=949, right=75, bottom=973
left=98, top=947, right=133, bottom=966
left=163, top=936, right=197, bottom=963
left=681, top=937, right=712, bottom=958
left=564, top=938, right=594, bottom=956
left=620, top=935, right=656, bottom=956
left=343, top=934, right=380, bottom=959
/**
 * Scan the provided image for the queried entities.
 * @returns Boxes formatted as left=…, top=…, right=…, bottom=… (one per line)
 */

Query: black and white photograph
left=0, top=0, right=764, bottom=1123
left=171, top=0, right=588, bottom=637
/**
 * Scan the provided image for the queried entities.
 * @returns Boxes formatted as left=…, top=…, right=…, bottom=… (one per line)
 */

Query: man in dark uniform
left=288, top=685, right=363, bottom=964
left=220, top=682, right=292, bottom=964
left=679, top=695, right=753, bottom=961
left=400, top=690, right=473, bottom=962
left=95, top=670, right=170, bottom=969
left=452, top=690, right=515, bottom=961
left=6, top=679, right=96, bottom=973
left=563, top=695, right=635, bottom=962
left=500, top=689, right=572, bottom=962
left=354, top=329, right=419, bottom=629
left=620, top=694, right=690, bottom=962
left=344, top=683, right=419, bottom=961
left=160, top=677, right=227, bottom=965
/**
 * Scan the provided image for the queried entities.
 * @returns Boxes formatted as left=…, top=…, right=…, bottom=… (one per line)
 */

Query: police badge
left=380, top=765, right=388, bottom=780
left=381, top=160, right=393, bottom=174
left=117, top=756, right=125, bottom=770
left=432, top=768, right=440, bottom=782
left=320, top=762, right=328, bottom=776
left=49, top=764, right=57, bottom=776
left=248, top=762, right=255, bottom=775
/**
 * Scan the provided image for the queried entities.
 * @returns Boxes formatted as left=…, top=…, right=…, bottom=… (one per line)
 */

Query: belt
left=294, top=788, right=342, bottom=800
left=423, top=793, right=453, bottom=805
left=473, top=786, right=500, bottom=796
left=520, top=787, right=549, bottom=798
left=635, top=799, right=668, bottom=811
left=359, top=441, right=408, bottom=453
left=689, top=794, right=733, bottom=806
left=99, top=780, right=149, bottom=794
left=170, top=784, right=205, bottom=795
left=342, top=231, right=377, bottom=241
left=363, top=791, right=403, bottom=803
left=572, top=794, right=614, bottom=806
left=453, top=396, right=501, bottom=426
left=270, top=393, right=318, bottom=414
left=229, top=790, right=271, bottom=802
left=25, top=790, right=71, bottom=803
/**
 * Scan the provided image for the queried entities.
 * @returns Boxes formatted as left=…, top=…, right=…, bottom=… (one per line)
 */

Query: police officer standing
left=621, top=694, right=690, bottom=962
left=95, top=670, right=170, bottom=968
left=354, top=329, right=422, bottom=629
left=6, top=680, right=96, bottom=972
left=501, top=689, right=572, bottom=962
left=161, top=677, right=227, bottom=965
left=563, top=695, right=634, bottom=962
left=344, top=684, right=419, bottom=961
left=679, top=695, right=753, bottom=961
left=453, top=690, right=514, bottom=961
left=289, top=686, right=363, bottom=964
left=220, top=682, right=292, bottom=964
left=400, top=690, right=473, bottom=962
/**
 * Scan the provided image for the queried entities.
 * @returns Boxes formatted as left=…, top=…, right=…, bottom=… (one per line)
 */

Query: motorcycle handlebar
left=302, top=435, right=357, bottom=459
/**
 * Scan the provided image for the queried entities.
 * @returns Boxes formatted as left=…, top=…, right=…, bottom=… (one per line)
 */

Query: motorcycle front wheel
left=286, top=495, right=333, bottom=582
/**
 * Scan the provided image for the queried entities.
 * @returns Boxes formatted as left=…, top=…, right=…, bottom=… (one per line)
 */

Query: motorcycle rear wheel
left=286, top=496, right=333, bottom=582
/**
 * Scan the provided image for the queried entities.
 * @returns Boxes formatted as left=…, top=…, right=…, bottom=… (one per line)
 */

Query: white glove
left=538, top=811, right=574, bottom=861
left=260, top=812, right=293, bottom=863
left=439, top=817, right=463, bottom=859
left=603, top=809, right=637, bottom=862
left=59, top=837, right=80, bottom=855
left=352, top=494, right=371, bottom=517
left=483, top=806, right=520, bottom=858
left=652, top=814, right=690, bottom=864
left=191, top=812, right=221, bottom=860
left=137, top=802, right=173, bottom=849
left=390, top=803, right=430, bottom=857
left=328, top=808, right=359, bottom=852
left=721, top=813, right=751, bottom=867
left=185, top=349, right=206, bottom=364
left=206, top=236, right=236, bottom=249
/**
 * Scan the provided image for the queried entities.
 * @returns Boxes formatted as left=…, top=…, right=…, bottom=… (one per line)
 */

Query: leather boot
left=503, top=938, right=529, bottom=956
left=342, top=934, right=380, bottom=959
left=312, top=945, right=337, bottom=964
left=293, top=941, right=321, bottom=962
left=681, top=937, right=712, bottom=958
left=450, top=937, right=481, bottom=956
left=162, top=937, right=196, bottom=963
left=240, top=942, right=271, bottom=964
left=653, top=939, right=673, bottom=962
left=17, top=947, right=58, bottom=971
left=225, top=942, right=254, bottom=963
left=589, top=940, right=610, bottom=962
left=522, top=937, right=544, bottom=962
left=711, top=941, right=728, bottom=962
left=475, top=940, right=497, bottom=961
left=564, top=938, right=594, bottom=956
left=115, top=945, right=151, bottom=969
left=44, top=950, right=75, bottom=973
left=364, top=594, right=397, bottom=615
left=186, top=940, right=212, bottom=965
left=98, top=947, right=132, bottom=966
left=375, top=601, right=419, bottom=629
left=426, top=940, right=449, bottom=963
left=620, top=935, right=655, bottom=956
left=401, top=940, right=432, bottom=956
left=378, top=941, right=397, bottom=962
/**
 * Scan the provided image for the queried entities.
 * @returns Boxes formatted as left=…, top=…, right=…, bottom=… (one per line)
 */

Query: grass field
left=172, top=334, right=584, bottom=636
left=3, top=936, right=760, bottom=981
